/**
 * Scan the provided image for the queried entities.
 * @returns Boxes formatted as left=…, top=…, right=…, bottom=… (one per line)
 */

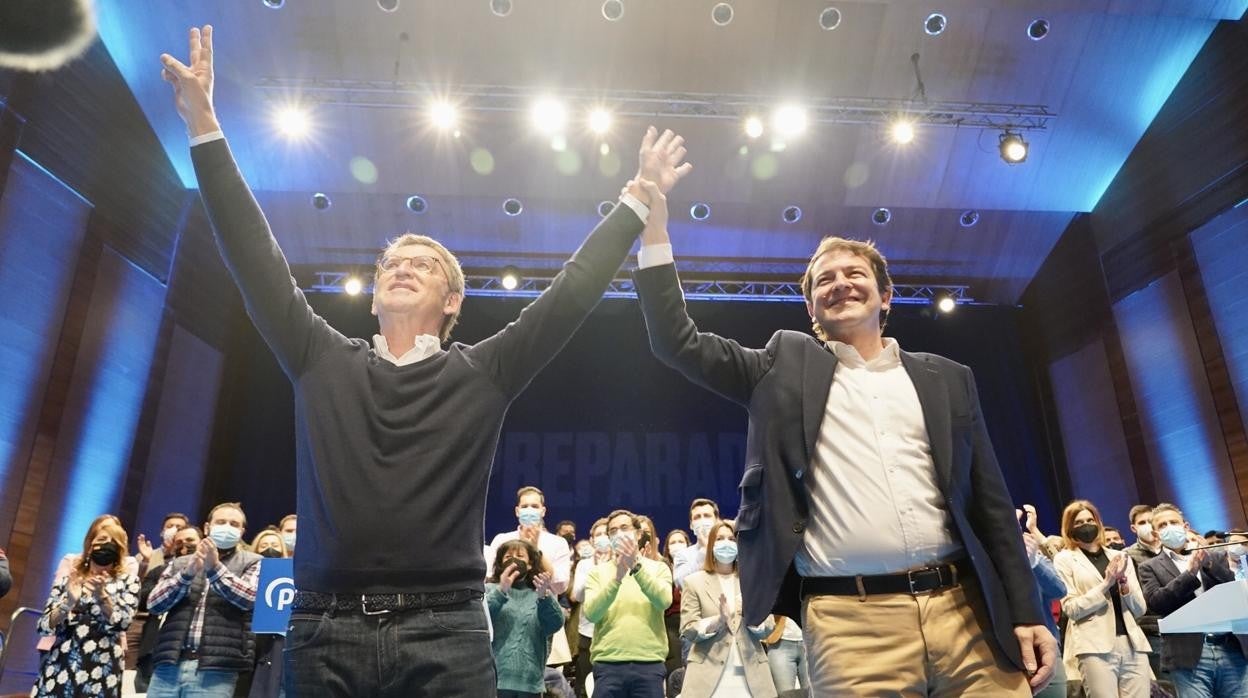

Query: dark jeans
left=591, top=661, right=665, bottom=698
left=283, top=599, right=495, bottom=697
left=499, top=692, right=540, bottom=698
left=575, top=634, right=594, bottom=698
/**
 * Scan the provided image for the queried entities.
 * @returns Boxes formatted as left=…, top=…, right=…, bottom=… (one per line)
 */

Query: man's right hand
left=160, top=25, right=219, bottom=137
left=1188, top=548, right=1207, bottom=573
left=614, top=537, right=638, bottom=580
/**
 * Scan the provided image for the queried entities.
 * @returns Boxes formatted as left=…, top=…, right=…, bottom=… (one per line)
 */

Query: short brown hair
left=1128, top=505, right=1153, bottom=526
left=799, top=236, right=893, bottom=340
left=207, top=502, right=247, bottom=529
left=376, top=233, right=465, bottom=342
left=1152, top=502, right=1184, bottom=521
left=689, top=498, right=719, bottom=519
left=1060, top=499, right=1105, bottom=550
left=605, top=509, right=641, bottom=532
left=279, top=514, right=297, bottom=530
left=702, top=520, right=737, bottom=573
left=516, top=486, right=545, bottom=505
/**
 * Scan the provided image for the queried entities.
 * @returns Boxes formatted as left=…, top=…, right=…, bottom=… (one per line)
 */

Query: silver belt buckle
left=907, top=566, right=940, bottom=595
left=361, top=594, right=397, bottom=615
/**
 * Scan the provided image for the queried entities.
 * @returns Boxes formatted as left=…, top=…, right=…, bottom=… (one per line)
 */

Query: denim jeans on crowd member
left=591, top=661, right=666, bottom=698
left=1171, top=643, right=1248, bottom=698
left=146, top=659, right=237, bottom=698
left=767, top=638, right=809, bottom=692
left=282, top=598, right=495, bottom=697
left=498, top=692, right=540, bottom=698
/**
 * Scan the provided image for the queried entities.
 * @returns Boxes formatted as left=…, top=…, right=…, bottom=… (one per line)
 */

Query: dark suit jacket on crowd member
left=634, top=262, right=1045, bottom=670
left=1138, top=550, right=1248, bottom=671
left=0, top=553, right=10, bottom=598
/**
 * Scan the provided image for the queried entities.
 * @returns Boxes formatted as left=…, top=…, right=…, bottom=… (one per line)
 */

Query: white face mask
left=161, top=526, right=180, bottom=546
left=593, top=535, right=611, bottom=552
left=691, top=520, right=713, bottom=542
left=1135, top=522, right=1154, bottom=542
left=668, top=543, right=688, bottom=558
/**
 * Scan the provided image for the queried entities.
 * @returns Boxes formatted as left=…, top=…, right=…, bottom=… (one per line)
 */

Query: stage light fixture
left=262, top=0, right=284, bottom=8
left=998, top=131, right=1028, bottom=164
left=959, top=210, right=979, bottom=228
left=602, top=0, right=624, bottom=22
left=598, top=200, right=615, bottom=217
left=490, top=0, right=513, bottom=17
left=819, top=7, right=842, bottom=31
left=406, top=195, right=428, bottom=213
left=531, top=97, right=568, bottom=134
left=925, top=13, right=947, bottom=36
left=871, top=207, right=891, bottom=225
left=934, top=294, right=957, bottom=313
left=275, top=105, right=311, bottom=139
left=344, top=277, right=364, bottom=296
left=377, top=0, right=400, bottom=12
left=1028, top=19, right=1049, bottom=41
left=890, top=119, right=916, bottom=144
left=311, top=193, right=332, bottom=211
left=782, top=205, right=802, bottom=224
left=744, top=116, right=764, bottom=139
left=690, top=203, right=711, bottom=221
left=503, top=198, right=524, bottom=216
left=499, top=266, right=521, bottom=290
left=772, top=104, right=807, bottom=137
left=711, top=3, right=734, bottom=27
left=588, top=108, right=612, bottom=135
left=429, top=100, right=458, bottom=130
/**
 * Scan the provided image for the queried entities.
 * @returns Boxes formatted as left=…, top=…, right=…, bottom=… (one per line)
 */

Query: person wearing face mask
left=1138, top=503, right=1248, bottom=697
left=583, top=509, right=673, bottom=697
left=486, top=540, right=564, bottom=697
left=136, top=525, right=204, bottom=691
left=33, top=521, right=140, bottom=698
left=557, top=521, right=578, bottom=548
left=278, top=514, right=297, bottom=555
left=245, top=528, right=292, bottom=698
left=146, top=502, right=261, bottom=698
left=487, top=487, right=573, bottom=596
left=250, top=528, right=289, bottom=559
left=680, top=520, right=777, bottom=698
left=663, top=530, right=690, bottom=676
left=1104, top=527, right=1126, bottom=551
left=135, top=512, right=191, bottom=579
left=674, top=498, right=719, bottom=589
left=1052, top=500, right=1151, bottom=698
left=571, top=518, right=612, bottom=698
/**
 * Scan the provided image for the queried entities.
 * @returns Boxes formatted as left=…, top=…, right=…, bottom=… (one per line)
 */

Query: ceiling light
left=588, top=108, right=612, bottom=135
left=531, top=97, right=568, bottom=134
left=406, top=195, right=428, bottom=213
left=602, top=0, right=624, bottom=22
left=344, top=277, right=364, bottom=296
left=1027, top=19, right=1049, bottom=41
left=500, top=266, right=521, bottom=290
left=772, top=104, right=807, bottom=137
left=429, top=100, right=458, bottom=130
left=924, top=13, right=947, bottom=36
left=744, top=115, right=764, bottom=139
left=959, top=210, right=980, bottom=227
left=690, top=203, right=711, bottom=221
left=890, top=119, right=915, bottom=144
left=311, top=193, right=331, bottom=211
left=275, top=105, right=311, bottom=139
left=819, top=7, right=842, bottom=31
left=489, top=0, right=513, bottom=17
left=782, top=205, right=802, bottom=224
left=998, top=131, right=1028, bottom=164
left=935, top=294, right=956, bottom=313
left=503, top=198, right=523, bottom=216
left=871, top=207, right=891, bottom=225
left=711, top=3, right=734, bottom=27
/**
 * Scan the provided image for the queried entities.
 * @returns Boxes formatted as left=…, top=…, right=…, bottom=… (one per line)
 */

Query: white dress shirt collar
left=826, top=337, right=901, bottom=369
left=372, top=333, right=442, bottom=366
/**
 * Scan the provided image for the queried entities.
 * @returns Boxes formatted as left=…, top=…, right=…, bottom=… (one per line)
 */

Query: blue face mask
left=713, top=541, right=738, bottom=564
left=518, top=507, right=542, bottom=527
left=282, top=532, right=296, bottom=549
left=209, top=524, right=242, bottom=550
left=1158, top=525, right=1189, bottom=551
left=611, top=531, right=634, bottom=552
left=593, top=535, right=611, bottom=552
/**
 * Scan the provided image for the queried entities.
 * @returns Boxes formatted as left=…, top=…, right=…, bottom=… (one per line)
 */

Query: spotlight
left=602, top=0, right=624, bottom=22
left=262, top=0, right=284, bottom=8
left=934, top=294, right=957, bottom=313
left=782, top=205, right=802, bottom=224
left=711, top=3, right=734, bottom=27
left=500, top=266, right=521, bottom=290
left=998, top=131, right=1028, bottom=164
left=429, top=100, right=458, bottom=130
left=598, top=200, right=615, bottom=217
left=344, top=277, right=364, bottom=296
left=503, top=198, right=523, bottom=216
left=890, top=119, right=916, bottom=144
left=690, top=203, right=711, bottom=221
left=819, top=7, right=842, bottom=31
left=275, top=105, right=311, bottom=139
left=377, top=0, right=400, bottom=12
left=311, top=193, right=332, bottom=211
left=743, top=115, right=764, bottom=139
left=924, top=13, right=947, bottom=36
left=772, top=104, right=807, bottom=137
left=588, top=108, right=612, bottom=135
left=959, top=210, right=979, bottom=227
left=489, top=0, right=512, bottom=17
left=406, top=195, right=428, bottom=213
left=531, top=97, right=568, bottom=134
left=1027, top=18, right=1049, bottom=41
left=871, top=207, right=891, bottom=225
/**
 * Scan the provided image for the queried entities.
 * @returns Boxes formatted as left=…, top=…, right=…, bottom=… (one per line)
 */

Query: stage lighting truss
left=254, top=78, right=1055, bottom=134
left=305, top=271, right=975, bottom=305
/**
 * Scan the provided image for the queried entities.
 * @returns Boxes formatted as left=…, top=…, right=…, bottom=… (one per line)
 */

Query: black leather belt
left=800, top=560, right=963, bottom=598
left=179, top=648, right=201, bottom=661
left=292, top=589, right=481, bottom=614
left=1205, top=633, right=1238, bottom=648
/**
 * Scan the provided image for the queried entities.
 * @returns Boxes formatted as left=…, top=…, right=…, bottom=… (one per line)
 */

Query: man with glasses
left=582, top=510, right=674, bottom=698
left=159, top=25, right=692, bottom=696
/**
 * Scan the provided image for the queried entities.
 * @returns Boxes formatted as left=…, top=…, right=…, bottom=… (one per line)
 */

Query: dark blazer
left=634, top=262, right=1044, bottom=669
left=1138, top=550, right=1248, bottom=671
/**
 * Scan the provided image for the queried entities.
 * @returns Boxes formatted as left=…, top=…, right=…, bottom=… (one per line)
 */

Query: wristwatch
left=629, top=562, right=643, bottom=576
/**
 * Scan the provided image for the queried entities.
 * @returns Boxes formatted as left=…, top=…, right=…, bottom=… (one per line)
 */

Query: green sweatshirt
left=583, top=557, right=673, bottom=663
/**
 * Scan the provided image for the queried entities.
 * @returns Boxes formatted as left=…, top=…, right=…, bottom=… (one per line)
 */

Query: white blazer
left=1053, top=546, right=1150, bottom=657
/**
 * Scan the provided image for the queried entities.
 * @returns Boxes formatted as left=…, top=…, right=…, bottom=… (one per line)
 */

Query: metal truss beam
left=256, top=78, right=1055, bottom=132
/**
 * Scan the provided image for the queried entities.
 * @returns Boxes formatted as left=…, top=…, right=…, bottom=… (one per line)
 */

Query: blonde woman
left=1052, top=500, right=1150, bottom=698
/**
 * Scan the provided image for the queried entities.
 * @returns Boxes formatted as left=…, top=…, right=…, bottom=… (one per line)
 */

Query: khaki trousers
left=802, top=573, right=1029, bottom=697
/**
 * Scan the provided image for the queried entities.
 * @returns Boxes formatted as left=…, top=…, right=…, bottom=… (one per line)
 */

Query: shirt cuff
left=637, top=243, right=674, bottom=269
left=618, top=192, right=650, bottom=223
left=696, top=616, right=720, bottom=638
left=189, top=130, right=225, bottom=147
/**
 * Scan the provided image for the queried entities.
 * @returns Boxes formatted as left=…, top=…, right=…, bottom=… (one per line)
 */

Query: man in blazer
left=1138, top=503, right=1248, bottom=696
left=628, top=179, right=1055, bottom=695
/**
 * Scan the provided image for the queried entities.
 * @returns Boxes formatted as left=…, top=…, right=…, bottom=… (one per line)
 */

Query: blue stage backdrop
left=207, top=289, right=1061, bottom=546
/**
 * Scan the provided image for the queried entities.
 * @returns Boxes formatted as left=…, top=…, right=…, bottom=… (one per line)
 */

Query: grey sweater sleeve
left=190, top=139, right=344, bottom=378
left=464, top=203, right=644, bottom=398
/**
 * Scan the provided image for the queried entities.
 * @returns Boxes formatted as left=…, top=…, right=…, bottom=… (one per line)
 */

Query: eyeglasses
left=378, top=254, right=444, bottom=276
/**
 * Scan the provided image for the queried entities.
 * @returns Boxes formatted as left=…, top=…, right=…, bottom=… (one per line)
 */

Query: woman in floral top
left=32, top=520, right=140, bottom=698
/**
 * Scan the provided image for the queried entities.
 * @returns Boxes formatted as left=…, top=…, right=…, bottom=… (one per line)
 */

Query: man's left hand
left=199, top=538, right=220, bottom=570
left=1014, top=624, right=1057, bottom=693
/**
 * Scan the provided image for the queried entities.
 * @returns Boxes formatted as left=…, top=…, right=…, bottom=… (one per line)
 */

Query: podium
left=1158, top=580, right=1248, bottom=634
